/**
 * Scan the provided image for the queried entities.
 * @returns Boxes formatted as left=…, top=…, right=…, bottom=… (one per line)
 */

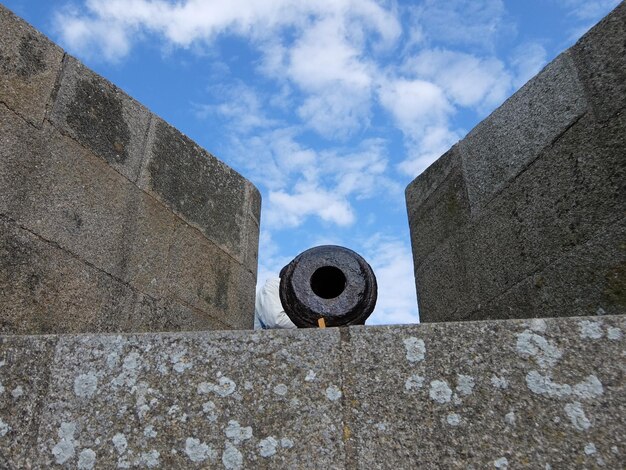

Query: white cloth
left=254, top=277, right=297, bottom=329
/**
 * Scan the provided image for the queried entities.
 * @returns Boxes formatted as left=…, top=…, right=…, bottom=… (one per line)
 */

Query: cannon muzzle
left=279, top=245, right=377, bottom=327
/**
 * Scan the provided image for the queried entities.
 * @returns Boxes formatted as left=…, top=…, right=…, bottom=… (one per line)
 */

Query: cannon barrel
left=279, top=245, right=377, bottom=327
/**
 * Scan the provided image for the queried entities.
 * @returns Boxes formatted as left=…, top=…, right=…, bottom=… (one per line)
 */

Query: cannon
left=279, top=245, right=378, bottom=327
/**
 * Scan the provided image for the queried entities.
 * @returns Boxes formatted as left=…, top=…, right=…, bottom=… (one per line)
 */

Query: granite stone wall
left=0, top=315, right=623, bottom=468
left=0, top=5, right=624, bottom=469
left=0, top=5, right=260, bottom=333
left=406, top=2, right=626, bottom=323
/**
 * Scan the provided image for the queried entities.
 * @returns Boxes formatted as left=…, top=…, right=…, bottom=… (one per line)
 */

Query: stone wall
left=0, top=315, right=623, bottom=468
left=406, top=3, right=626, bottom=323
left=0, top=5, right=625, bottom=469
left=0, top=5, right=260, bottom=333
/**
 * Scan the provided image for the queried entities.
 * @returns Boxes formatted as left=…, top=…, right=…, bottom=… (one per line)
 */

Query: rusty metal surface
left=279, top=245, right=377, bottom=327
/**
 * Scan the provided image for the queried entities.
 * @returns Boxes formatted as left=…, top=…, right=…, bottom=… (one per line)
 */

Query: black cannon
left=279, top=245, right=378, bottom=327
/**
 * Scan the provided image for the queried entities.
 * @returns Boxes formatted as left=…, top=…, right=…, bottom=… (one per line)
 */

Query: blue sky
left=3, top=0, right=620, bottom=324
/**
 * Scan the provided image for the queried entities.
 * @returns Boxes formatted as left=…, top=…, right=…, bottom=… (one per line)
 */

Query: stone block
left=508, top=111, right=625, bottom=261
left=0, top=5, right=63, bottom=126
left=244, top=215, right=261, bottom=276
left=467, top=216, right=626, bottom=321
left=0, top=335, right=58, bottom=468
left=415, top=238, right=474, bottom=323
left=49, top=56, right=151, bottom=182
left=243, top=181, right=262, bottom=275
left=120, top=191, right=178, bottom=299
left=416, top=107, right=625, bottom=323
left=139, top=117, right=250, bottom=262
left=246, top=180, right=262, bottom=226
left=406, top=146, right=470, bottom=269
left=1, top=107, right=189, bottom=301
left=129, top=294, right=232, bottom=333
left=0, top=217, right=137, bottom=334
left=0, top=107, right=130, bottom=280
left=165, top=222, right=255, bottom=329
left=33, top=328, right=344, bottom=468
left=572, top=2, right=626, bottom=122
left=405, top=146, right=461, bottom=211
left=226, top=268, right=256, bottom=330
left=464, top=111, right=625, bottom=318
left=460, top=52, right=588, bottom=212
left=345, top=315, right=626, bottom=469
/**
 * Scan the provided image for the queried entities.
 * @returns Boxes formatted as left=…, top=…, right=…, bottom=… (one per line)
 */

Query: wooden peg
left=318, top=318, right=326, bottom=328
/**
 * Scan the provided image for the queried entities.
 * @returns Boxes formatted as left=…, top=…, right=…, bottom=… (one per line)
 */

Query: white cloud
left=406, top=49, right=512, bottom=111
left=56, top=11, right=132, bottom=62
left=411, top=0, right=509, bottom=50
left=397, top=125, right=461, bottom=177
left=195, top=82, right=280, bottom=132
left=361, top=235, right=419, bottom=324
left=377, top=77, right=460, bottom=178
left=254, top=137, right=399, bottom=229
left=266, top=186, right=355, bottom=228
left=297, top=88, right=371, bottom=139
left=509, top=42, right=548, bottom=89
left=378, top=78, right=452, bottom=134
left=210, top=94, right=399, bottom=228
left=321, top=139, right=399, bottom=200
left=222, top=127, right=318, bottom=192
left=55, top=0, right=400, bottom=138
left=286, top=17, right=373, bottom=91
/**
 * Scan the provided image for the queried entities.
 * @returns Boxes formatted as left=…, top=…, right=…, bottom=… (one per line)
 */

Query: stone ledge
left=1, top=314, right=623, bottom=468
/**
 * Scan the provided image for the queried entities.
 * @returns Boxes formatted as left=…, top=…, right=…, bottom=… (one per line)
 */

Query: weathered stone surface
left=0, top=4, right=63, bottom=126
left=0, top=216, right=137, bottom=335
left=139, top=117, right=249, bottom=262
left=572, top=2, right=626, bottom=122
left=405, top=146, right=461, bottom=213
left=166, top=222, right=255, bottom=330
left=247, top=181, right=262, bottom=226
left=243, top=181, right=262, bottom=275
left=345, top=316, right=625, bottom=469
left=244, top=214, right=261, bottom=276
left=416, top=110, right=626, bottom=323
left=227, top=269, right=257, bottom=330
left=0, top=212, right=253, bottom=335
left=467, top=217, right=626, bottom=321
left=406, top=147, right=471, bottom=269
left=121, top=191, right=178, bottom=299
left=0, top=315, right=623, bottom=468
left=408, top=4, right=626, bottom=323
left=0, top=335, right=58, bottom=468
left=129, top=295, right=232, bottom=333
left=0, top=5, right=259, bottom=333
left=34, top=329, right=344, bottom=468
left=460, top=52, right=588, bottom=212
left=0, top=105, right=131, bottom=281
left=415, top=238, right=475, bottom=322
left=1, top=104, right=256, bottom=330
left=49, top=56, right=151, bottom=182
left=465, top=112, right=625, bottom=317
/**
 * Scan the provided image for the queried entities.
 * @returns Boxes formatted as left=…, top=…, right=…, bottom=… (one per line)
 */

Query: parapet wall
left=0, top=314, right=623, bottom=468
left=0, top=5, right=260, bottom=333
left=406, top=3, right=626, bottom=323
